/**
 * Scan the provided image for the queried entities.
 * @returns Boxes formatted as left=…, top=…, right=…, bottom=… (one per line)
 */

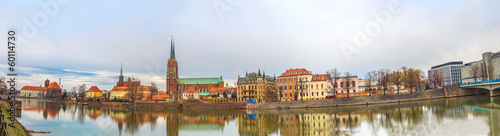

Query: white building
left=428, top=61, right=464, bottom=87
left=19, top=86, right=46, bottom=98
left=182, top=87, right=200, bottom=99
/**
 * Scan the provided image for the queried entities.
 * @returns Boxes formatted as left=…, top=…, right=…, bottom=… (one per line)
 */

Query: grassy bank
left=0, top=101, right=31, bottom=136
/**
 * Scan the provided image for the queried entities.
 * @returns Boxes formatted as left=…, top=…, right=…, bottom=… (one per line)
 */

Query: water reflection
left=17, top=96, right=500, bottom=136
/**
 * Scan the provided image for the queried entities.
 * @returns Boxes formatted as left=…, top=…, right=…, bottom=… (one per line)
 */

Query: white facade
left=182, top=93, right=200, bottom=99
left=428, top=61, right=464, bottom=87
left=19, top=89, right=46, bottom=98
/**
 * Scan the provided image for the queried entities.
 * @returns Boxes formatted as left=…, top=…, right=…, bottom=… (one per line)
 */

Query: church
left=166, top=37, right=225, bottom=100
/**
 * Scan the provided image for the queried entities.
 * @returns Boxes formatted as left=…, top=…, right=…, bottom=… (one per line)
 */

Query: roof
left=237, top=72, right=276, bottom=84
left=209, top=87, right=233, bottom=93
left=431, top=61, right=463, bottom=69
left=116, top=81, right=141, bottom=87
left=312, top=74, right=329, bottom=81
left=47, top=82, right=61, bottom=89
left=86, top=86, right=102, bottom=92
left=177, top=78, right=221, bottom=85
left=279, top=68, right=312, bottom=77
left=110, top=85, right=151, bottom=92
left=183, top=87, right=199, bottom=94
left=21, top=86, right=46, bottom=91
left=110, top=86, right=127, bottom=92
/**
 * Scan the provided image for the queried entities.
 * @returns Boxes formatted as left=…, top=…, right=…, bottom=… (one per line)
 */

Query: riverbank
left=0, top=101, right=31, bottom=136
left=249, top=87, right=492, bottom=109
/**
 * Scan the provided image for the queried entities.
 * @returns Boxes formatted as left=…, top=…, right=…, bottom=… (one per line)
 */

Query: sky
left=1, top=0, right=500, bottom=91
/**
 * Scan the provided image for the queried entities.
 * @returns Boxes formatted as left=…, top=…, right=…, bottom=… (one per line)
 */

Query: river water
left=16, top=95, right=500, bottom=136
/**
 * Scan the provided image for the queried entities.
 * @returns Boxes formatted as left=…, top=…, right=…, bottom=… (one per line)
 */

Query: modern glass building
left=428, top=61, right=464, bottom=87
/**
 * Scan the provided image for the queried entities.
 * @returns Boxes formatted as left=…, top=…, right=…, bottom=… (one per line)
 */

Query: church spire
left=120, top=63, right=123, bottom=76
left=170, top=36, right=175, bottom=59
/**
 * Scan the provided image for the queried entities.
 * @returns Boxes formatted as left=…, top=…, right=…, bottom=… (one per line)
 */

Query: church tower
left=166, top=36, right=179, bottom=100
left=118, top=63, right=124, bottom=87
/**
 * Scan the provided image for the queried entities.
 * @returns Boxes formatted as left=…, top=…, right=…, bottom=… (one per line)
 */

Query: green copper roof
left=177, top=77, right=222, bottom=85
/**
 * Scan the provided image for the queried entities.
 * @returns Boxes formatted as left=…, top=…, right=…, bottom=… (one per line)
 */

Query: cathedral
left=166, top=37, right=225, bottom=100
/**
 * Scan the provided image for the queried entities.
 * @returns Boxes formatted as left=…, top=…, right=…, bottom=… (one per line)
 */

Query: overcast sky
left=1, top=0, right=499, bottom=91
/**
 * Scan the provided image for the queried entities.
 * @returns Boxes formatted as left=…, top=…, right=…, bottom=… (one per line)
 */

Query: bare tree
left=371, top=70, right=382, bottom=91
left=71, top=87, right=77, bottom=97
left=126, top=77, right=141, bottom=103
left=429, top=69, right=443, bottom=89
left=149, top=82, right=159, bottom=100
left=469, top=64, right=481, bottom=82
left=378, top=69, right=391, bottom=95
left=327, top=68, right=341, bottom=98
left=390, top=70, right=402, bottom=94
left=364, top=71, right=375, bottom=92
left=295, top=75, right=306, bottom=101
left=418, top=70, right=426, bottom=90
left=78, top=84, right=87, bottom=99
left=264, top=85, right=278, bottom=102
left=344, top=72, right=353, bottom=98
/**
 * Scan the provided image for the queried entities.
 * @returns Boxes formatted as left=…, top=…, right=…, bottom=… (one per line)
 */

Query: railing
left=460, top=79, right=500, bottom=86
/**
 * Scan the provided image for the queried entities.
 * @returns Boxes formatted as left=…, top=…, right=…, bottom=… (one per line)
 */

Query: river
left=17, top=95, right=500, bottom=136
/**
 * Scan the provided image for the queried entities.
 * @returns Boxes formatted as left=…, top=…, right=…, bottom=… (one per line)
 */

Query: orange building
left=109, top=65, right=152, bottom=100
left=19, top=79, right=61, bottom=98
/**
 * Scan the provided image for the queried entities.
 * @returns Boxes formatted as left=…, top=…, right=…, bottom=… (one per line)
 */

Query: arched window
left=340, top=82, right=344, bottom=87
left=352, top=81, right=356, bottom=87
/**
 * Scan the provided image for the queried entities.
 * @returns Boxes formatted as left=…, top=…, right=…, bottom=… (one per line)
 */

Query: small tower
left=45, top=79, right=50, bottom=87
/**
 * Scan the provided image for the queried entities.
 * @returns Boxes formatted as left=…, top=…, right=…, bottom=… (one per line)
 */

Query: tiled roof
left=183, top=87, right=199, bottom=94
left=110, top=85, right=151, bottom=92
left=177, top=78, right=221, bottom=85
left=21, top=86, right=46, bottom=91
left=116, top=81, right=141, bottom=87
left=209, top=87, right=233, bottom=93
left=47, top=82, right=61, bottom=89
left=110, top=86, right=127, bottom=91
left=312, top=74, right=329, bottom=81
left=86, top=86, right=102, bottom=92
left=279, top=68, right=312, bottom=77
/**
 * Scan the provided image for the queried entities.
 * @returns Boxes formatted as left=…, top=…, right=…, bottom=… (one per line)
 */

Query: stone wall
left=249, top=87, right=489, bottom=109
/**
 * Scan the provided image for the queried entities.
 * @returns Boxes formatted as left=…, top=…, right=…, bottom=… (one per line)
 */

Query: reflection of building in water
left=237, top=114, right=279, bottom=136
left=166, top=113, right=236, bottom=136
left=280, top=114, right=302, bottom=136
left=167, top=114, right=180, bottom=136
left=85, top=108, right=102, bottom=120
left=278, top=112, right=366, bottom=136
left=21, top=99, right=60, bottom=120
left=178, top=115, right=228, bottom=131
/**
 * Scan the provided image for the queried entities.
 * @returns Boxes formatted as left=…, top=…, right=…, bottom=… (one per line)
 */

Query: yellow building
left=237, top=70, right=277, bottom=103
left=85, top=86, right=103, bottom=98
left=277, top=68, right=328, bottom=102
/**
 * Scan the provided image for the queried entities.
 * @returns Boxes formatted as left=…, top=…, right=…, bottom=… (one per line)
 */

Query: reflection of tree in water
left=377, top=107, right=424, bottom=135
